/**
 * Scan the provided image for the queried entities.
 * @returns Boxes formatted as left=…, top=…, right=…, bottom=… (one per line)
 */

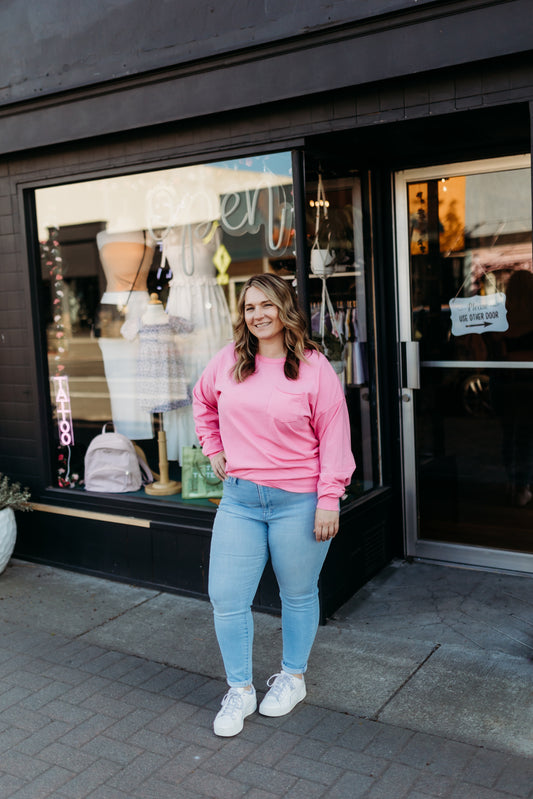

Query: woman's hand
left=210, top=451, right=227, bottom=481
left=313, top=508, right=339, bottom=542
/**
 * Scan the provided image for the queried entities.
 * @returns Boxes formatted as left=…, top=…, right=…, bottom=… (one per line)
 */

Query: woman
left=193, top=273, right=355, bottom=737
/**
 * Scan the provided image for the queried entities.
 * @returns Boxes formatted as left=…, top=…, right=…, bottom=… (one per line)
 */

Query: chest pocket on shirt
left=267, top=388, right=309, bottom=424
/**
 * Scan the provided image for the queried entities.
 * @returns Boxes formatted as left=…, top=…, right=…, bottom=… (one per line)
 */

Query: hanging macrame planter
left=310, top=173, right=335, bottom=276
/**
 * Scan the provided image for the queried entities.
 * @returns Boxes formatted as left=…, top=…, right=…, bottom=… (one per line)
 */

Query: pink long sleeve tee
left=192, top=343, right=355, bottom=510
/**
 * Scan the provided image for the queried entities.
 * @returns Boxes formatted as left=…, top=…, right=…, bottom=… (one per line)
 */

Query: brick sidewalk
left=0, top=619, right=532, bottom=799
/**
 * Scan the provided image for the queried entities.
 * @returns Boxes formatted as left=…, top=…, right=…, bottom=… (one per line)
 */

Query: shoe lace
left=219, top=688, right=245, bottom=718
left=265, top=671, right=293, bottom=700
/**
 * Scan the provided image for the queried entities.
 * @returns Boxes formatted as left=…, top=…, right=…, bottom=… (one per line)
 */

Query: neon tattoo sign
left=53, top=376, right=75, bottom=446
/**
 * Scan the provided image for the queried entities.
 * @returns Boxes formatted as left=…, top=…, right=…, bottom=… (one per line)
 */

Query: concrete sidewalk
left=0, top=557, right=532, bottom=798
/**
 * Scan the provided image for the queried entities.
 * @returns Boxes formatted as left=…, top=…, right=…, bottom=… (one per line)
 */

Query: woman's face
left=243, top=285, right=285, bottom=349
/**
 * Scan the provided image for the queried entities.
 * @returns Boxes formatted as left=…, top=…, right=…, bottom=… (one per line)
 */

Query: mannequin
left=96, top=230, right=155, bottom=440
left=141, top=294, right=169, bottom=326
left=121, top=292, right=193, bottom=413
left=129, top=294, right=191, bottom=496
left=163, top=222, right=233, bottom=461
left=121, top=293, right=193, bottom=495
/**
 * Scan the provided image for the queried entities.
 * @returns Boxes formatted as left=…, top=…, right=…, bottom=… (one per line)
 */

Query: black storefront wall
left=0, top=0, right=532, bottom=154
left=15, top=505, right=214, bottom=600
left=0, top=0, right=532, bottom=617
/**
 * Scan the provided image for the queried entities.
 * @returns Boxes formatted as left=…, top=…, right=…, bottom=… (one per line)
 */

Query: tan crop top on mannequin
left=97, top=230, right=155, bottom=294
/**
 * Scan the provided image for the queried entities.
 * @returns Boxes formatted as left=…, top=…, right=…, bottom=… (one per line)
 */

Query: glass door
left=395, top=155, right=533, bottom=572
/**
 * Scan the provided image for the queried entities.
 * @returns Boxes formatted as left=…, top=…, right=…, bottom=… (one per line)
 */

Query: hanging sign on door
left=449, top=293, right=508, bottom=337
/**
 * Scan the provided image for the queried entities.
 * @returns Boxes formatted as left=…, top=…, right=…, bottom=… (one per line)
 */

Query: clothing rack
left=310, top=298, right=368, bottom=386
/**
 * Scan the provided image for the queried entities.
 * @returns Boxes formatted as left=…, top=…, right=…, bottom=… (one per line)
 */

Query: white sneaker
left=259, top=671, right=306, bottom=717
left=213, top=686, right=257, bottom=737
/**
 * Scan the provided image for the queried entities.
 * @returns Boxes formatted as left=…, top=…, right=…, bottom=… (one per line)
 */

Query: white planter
left=310, top=248, right=335, bottom=276
left=0, top=507, right=17, bottom=574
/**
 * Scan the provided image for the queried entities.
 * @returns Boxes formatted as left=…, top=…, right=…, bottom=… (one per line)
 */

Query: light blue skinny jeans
left=208, top=476, right=331, bottom=687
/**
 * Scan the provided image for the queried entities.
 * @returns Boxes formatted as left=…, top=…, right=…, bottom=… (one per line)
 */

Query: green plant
left=312, top=331, right=345, bottom=362
left=0, top=474, right=33, bottom=512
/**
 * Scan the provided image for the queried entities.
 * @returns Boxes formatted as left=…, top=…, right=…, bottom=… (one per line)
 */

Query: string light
left=41, top=226, right=65, bottom=376
left=41, top=228, right=82, bottom=489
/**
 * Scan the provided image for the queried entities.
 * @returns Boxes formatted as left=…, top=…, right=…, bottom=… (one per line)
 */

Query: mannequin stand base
left=145, top=480, right=181, bottom=497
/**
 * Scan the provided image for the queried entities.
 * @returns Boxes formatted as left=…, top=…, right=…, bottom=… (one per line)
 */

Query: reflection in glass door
left=395, top=156, right=533, bottom=571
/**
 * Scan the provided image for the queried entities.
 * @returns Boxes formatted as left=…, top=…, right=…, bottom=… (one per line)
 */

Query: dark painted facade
left=1, top=0, right=532, bottom=614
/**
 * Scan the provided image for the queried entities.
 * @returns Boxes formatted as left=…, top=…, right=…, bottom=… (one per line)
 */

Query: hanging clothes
left=347, top=307, right=368, bottom=387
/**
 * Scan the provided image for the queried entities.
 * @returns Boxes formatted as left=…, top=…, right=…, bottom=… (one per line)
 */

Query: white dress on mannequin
left=96, top=230, right=156, bottom=440
left=163, top=223, right=232, bottom=461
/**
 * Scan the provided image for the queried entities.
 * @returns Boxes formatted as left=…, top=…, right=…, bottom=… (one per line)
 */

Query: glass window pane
left=36, top=153, right=295, bottom=492
left=306, top=168, right=379, bottom=499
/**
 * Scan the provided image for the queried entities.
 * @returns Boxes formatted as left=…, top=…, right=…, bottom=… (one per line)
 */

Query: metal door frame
left=394, top=154, right=533, bottom=575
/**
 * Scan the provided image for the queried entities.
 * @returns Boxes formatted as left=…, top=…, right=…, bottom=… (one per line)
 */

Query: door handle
left=401, top=341, right=420, bottom=390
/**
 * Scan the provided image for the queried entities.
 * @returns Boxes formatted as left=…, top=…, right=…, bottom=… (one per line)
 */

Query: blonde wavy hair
left=232, top=273, right=318, bottom=382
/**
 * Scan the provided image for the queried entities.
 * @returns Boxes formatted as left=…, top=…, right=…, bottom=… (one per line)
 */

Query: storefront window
left=305, top=166, right=379, bottom=499
left=35, top=153, right=295, bottom=493
left=35, top=150, right=378, bottom=504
